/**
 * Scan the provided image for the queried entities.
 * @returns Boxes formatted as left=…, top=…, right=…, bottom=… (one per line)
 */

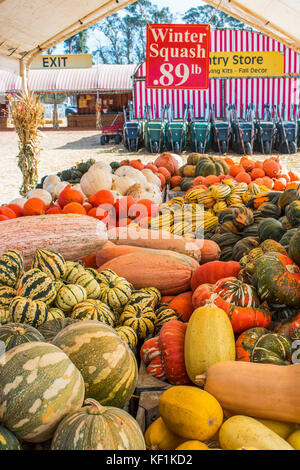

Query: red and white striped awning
left=0, top=64, right=136, bottom=93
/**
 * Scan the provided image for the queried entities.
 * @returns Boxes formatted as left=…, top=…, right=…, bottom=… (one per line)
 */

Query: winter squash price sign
left=146, top=24, right=210, bottom=89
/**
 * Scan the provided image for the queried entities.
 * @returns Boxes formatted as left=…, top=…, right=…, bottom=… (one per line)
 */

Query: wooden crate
left=164, top=184, right=185, bottom=202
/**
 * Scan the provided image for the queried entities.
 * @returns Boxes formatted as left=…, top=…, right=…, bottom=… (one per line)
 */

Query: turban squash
left=214, top=277, right=259, bottom=307
left=140, top=320, right=190, bottom=385
left=255, top=253, right=300, bottom=307
left=236, top=327, right=292, bottom=365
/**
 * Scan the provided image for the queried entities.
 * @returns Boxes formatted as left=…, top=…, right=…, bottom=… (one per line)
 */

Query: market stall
left=134, top=29, right=300, bottom=119
left=0, top=65, right=136, bottom=129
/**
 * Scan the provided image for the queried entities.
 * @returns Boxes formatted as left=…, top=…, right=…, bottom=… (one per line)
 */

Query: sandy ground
left=0, top=128, right=300, bottom=204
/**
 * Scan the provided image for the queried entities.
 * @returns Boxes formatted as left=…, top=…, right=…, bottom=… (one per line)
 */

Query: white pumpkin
left=43, top=174, right=61, bottom=190
left=114, top=166, right=147, bottom=184
left=26, top=189, right=52, bottom=206
left=142, top=169, right=161, bottom=187
left=170, top=153, right=183, bottom=168
left=80, top=167, right=112, bottom=197
left=138, top=183, right=162, bottom=204
left=90, top=161, right=112, bottom=173
left=9, top=197, right=27, bottom=208
left=51, top=181, right=69, bottom=200
left=113, top=176, right=136, bottom=195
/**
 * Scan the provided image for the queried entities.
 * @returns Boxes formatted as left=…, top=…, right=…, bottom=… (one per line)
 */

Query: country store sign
left=146, top=25, right=285, bottom=89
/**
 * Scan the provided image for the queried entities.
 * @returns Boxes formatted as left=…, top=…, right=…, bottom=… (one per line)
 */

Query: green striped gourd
left=0, top=323, right=45, bottom=351
left=47, top=308, right=65, bottom=321
left=119, top=302, right=156, bottom=340
left=0, top=309, right=10, bottom=325
left=0, top=250, right=24, bottom=288
left=62, top=261, right=85, bottom=282
left=97, top=269, right=133, bottom=315
left=17, top=269, right=56, bottom=305
left=128, top=290, right=155, bottom=310
left=54, top=279, right=65, bottom=292
left=139, top=287, right=162, bottom=308
left=154, top=305, right=178, bottom=334
left=9, top=296, right=48, bottom=327
left=37, top=317, right=78, bottom=342
left=0, top=426, right=21, bottom=450
left=0, top=342, right=85, bottom=442
left=71, top=299, right=115, bottom=327
left=52, top=321, right=138, bottom=408
left=115, top=326, right=138, bottom=350
left=67, top=270, right=100, bottom=299
left=85, top=268, right=98, bottom=277
left=55, top=284, right=87, bottom=312
left=0, top=285, right=16, bottom=309
left=31, top=249, right=66, bottom=280
left=51, top=399, right=145, bottom=450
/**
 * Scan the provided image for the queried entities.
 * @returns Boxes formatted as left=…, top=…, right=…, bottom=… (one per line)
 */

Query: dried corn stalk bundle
left=9, top=92, right=44, bottom=195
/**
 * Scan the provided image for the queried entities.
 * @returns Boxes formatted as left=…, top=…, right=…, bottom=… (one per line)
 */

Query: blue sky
left=55, top=0, right=206, bottom=55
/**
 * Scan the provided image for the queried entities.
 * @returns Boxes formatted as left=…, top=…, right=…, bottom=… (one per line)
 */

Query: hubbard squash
left=98, top=249, right=199, bottom=295
left=184, top=304, right=236, bottom=383
left=159, top=386, right=223, bottom=441
left=203, top=361, right=300, bottom=423
left=288, top=228, right=300, bottom=266
left=0, top=215, right=107, bottom=269
left=219, top=416, right=293, bottom=450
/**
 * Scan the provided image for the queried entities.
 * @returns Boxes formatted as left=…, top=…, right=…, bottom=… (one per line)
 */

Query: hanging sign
left=146, top=24, right=210, bottom=89
left=30, top=54, right=92, bottom=69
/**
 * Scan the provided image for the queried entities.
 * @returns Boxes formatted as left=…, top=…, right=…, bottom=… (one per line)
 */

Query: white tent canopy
left=0, top=0, right=135, bottom=77
left=205, top=0, right=300, bottom=53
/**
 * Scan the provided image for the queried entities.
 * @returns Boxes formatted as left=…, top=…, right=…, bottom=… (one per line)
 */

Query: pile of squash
left=145, top=385, right=299, bottom=450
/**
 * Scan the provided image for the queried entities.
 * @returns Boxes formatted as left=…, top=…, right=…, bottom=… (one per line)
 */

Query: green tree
left=93, top=0, right=173, bottom=64
left=183, top=5, right=248, bottom=29
left=64, top=30, right=89, bottom=54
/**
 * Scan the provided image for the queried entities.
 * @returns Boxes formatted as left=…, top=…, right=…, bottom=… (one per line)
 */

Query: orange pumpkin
left=157, top=172, right=166, bottom=187
left=154, top=153, right=179, bottom=175
left=251, top=168, right=265, bottom=180
left=229, top=165, right=243, bottom=177
left=88, top=207, right=108, bottom=221
left=204, top=175, right=220, bottom=186
left=289, top=171, right=300, bottom=182
left=88, top=189, right=114, bottom=207
left=241, top=158, right=255, bottom=172
left=0, top=215, right=9, bottom=221
left=262, top=176, right=274, bottom=189
left=286, top=181, right=300, bottom=190
left=273, top=179, right=286, bottom=191
left=170, top=175, right=182, bottom=188
left=235, top=171, right=251, bottom=184
left=114, top=196, right=135, bottom=219
left=80, top=252, right=98, bottom=269
left=157, top=167, right=171, bottom=181
left=131, top=199, right=159, bottom=219
left=145, top=163, right=159, bottom=173
left=200, top=239, right=221, bottom=264
left=5, top=204, right=23, bottom=217
left=58, top=184, right=84, bottom=208
left=62, top=202, right=87, bottom=215
left=129, top=159, right=144, bottom=171
left=191, top=261, right=241, bottom=291
left=0, top=206, right=17, bottom=219
left=46, top=206, right=63, bottom=215
left=23, top=198, right=46, bottom=216
left=161, top=296, right=175, bottom=304
left=263, top=158, right=281, bottom=178
left=165, top=292, right=194, bottom=322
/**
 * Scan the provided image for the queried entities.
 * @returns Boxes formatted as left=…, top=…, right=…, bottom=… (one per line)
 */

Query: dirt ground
left=0, top=128, right=300, bottom=204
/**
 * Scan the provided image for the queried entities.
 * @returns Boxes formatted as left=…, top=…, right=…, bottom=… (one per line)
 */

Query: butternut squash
left=144, top=417, right=185, bottom=450
left=107, top=227, right=204, bottom=261
left=158, top=386, right=223, bottom=441
left=98, top=249, right=199, bottom=295
left=96, top=241, right=145, bottom=267
left=203, top=361, right=300, bottom=423
left=0, top=214, right=107, bottom=269
left=219, top=416, right=293, bottom=450
left=185, top=305, right=236, bottom=383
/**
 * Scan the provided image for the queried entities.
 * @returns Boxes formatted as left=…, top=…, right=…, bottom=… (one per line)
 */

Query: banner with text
left=209, top=51, right=285, bottom=77
left=146, top=24, right=210, bottom=89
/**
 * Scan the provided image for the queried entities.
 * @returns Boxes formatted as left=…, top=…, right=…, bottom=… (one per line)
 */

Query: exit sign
left=30, top=54, right=92, bottom=70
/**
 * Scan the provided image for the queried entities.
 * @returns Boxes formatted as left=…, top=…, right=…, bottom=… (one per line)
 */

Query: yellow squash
left=176, top=440, right=210, bottom=450
left=256, top=418, right=298, bottom=440
left=287, top=430, right=300, bottom=450
left=144, top=417, right=185, bottom=450
left=184, top=305, right=236, bottom=383
left=159, top=386, right=223, bottom=441
left=219, top=416, right=294, bottom=450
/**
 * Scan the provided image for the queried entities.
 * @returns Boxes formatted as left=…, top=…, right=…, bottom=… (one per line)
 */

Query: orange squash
left=96, top=241, right=146, bottom=267
left=200, top=240, right=221, bottom=264
left=23, top=198, right=46, bottom=216
left=98, top=249, right=199, bottom=295
left=204, top=361, right=300, bottom=423
left=166, top=292, right=194, bottom=322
